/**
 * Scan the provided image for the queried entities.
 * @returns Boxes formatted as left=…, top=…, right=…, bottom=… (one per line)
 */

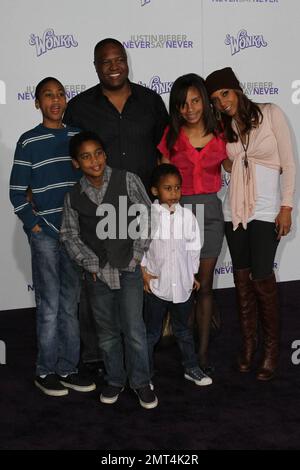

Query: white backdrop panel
left=0, top=0, right=298, bottom=310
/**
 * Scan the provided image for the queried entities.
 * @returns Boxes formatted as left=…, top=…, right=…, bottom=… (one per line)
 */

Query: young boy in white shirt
left=141, top=164, right=212, bottom=386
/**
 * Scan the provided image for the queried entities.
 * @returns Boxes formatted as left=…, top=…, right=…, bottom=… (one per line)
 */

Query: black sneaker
left=100, top=385, right=124, bottom=404
left=34, top=375, right=69, bottom=397
left=59, top=373, right=96, bottom=392
left=135, top=385, right=158, bottom=409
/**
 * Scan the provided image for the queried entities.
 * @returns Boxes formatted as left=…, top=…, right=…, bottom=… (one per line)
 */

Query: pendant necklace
left=235, top=121, right=250, bottom=169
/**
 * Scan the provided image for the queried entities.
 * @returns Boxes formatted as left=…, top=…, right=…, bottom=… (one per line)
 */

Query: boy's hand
left=141, top=266, right=158, bottom=293
left=31, top=224, right=42, bottom=233
left=193, top=277, right=201, bottom=291
left=92, top=273, right=97, bottom=282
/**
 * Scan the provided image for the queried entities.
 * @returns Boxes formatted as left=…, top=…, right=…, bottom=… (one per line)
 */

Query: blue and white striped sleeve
left=9, top=140, right=41, bottom=230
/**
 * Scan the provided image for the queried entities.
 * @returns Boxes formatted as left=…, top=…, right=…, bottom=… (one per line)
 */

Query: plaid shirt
left=60, top=166, right=151, bottom=289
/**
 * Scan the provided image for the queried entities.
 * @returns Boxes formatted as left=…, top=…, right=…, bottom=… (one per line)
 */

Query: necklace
left=235, top=121, right=250, bottom=169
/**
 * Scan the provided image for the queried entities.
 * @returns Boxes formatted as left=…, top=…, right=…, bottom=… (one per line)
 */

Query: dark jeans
left=30, top=231, right=81, bottom=376
left=225, top=220, right=279, bottom=280
left=144, top=292, right=197, bottom=376
left=79, top=278, right=102, bottom=364
left=85, top=265, right=150, bottom=389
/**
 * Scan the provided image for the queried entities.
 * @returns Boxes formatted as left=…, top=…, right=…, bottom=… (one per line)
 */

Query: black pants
left=225, top=220, right=279, bottom=280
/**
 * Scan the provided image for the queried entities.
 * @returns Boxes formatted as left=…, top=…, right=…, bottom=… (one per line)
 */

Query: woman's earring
left=215, top=109, right=221, bottom=121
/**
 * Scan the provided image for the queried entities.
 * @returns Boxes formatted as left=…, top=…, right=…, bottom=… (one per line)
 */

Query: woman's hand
left=222, top=158, right=232, bottom=173
left=275, top=207, right=292, bottom=240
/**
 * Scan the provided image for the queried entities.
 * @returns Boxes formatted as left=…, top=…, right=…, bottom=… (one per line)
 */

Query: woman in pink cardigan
left=205, top=67, right=295, bottom=381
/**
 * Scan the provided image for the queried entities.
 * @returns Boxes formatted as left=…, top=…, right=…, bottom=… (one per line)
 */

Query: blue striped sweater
left=9, top=124, right=81, bottom=239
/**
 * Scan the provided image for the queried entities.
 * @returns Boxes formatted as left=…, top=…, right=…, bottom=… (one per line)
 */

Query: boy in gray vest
left=60, top=131, right=158, bottom=409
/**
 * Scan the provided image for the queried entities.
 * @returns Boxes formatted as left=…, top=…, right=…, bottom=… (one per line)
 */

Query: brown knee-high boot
left=233, top=268, right=257, bottom=372
left=252, top=272, right=279, bottom=381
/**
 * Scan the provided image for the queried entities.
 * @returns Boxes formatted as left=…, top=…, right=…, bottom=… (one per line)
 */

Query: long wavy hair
left=166, top=73, right=218, bottom=151
left=213, top=90, right=263, bottom=143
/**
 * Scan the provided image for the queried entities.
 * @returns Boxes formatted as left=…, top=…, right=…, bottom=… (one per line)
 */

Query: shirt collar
left=80, top=165, right=112, bottom=193
left=96, top=80, right=138, bottom=101
left=152, top=199, right=181, bottom=214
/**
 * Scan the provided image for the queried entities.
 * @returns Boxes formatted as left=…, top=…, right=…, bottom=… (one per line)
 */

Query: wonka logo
left=29, top=29, right=78, bottom=57
left=138, top=76, right=173, bottom=95
left=225, top=29, right=267, bottom=56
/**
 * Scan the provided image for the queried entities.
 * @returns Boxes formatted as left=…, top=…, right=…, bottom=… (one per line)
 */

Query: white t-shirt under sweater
left=223, top=164, right=281, bottom=223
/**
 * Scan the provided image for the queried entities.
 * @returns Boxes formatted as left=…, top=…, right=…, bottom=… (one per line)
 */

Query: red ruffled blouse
left=158, top=127, right=227, bottom=195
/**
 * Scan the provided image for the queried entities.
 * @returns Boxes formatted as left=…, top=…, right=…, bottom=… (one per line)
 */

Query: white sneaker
left=184, top=367, right=212, bottom=386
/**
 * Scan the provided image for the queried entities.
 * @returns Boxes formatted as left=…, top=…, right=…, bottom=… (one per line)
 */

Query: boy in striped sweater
left=9, top=77, right=95, bottom=396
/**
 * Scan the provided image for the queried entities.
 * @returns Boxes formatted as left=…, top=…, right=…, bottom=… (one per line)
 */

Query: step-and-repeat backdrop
left=0, top=0, right=299, bottom=310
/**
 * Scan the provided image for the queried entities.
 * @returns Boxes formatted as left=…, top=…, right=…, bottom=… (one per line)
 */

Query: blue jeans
left=85, top=265, right=150, bottom=389
left=30, top=231, right=81, bottom=376
left=144, top=292, right=198, bottom=376
left=79, top=278, right=102, bottom=364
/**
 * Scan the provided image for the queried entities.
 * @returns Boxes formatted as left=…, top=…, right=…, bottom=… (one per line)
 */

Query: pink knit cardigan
left=226, top=103, right=295, bottom=229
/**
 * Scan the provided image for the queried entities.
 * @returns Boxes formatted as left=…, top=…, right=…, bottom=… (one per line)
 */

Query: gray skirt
left=180, top=193, right=224, bottom=259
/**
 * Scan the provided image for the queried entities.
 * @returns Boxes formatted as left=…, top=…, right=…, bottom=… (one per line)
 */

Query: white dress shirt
left=141, top=200, right=201, bottom=303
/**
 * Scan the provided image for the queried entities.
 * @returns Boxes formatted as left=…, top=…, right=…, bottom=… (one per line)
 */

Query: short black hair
left=69, top=131, right=105, bottom=160
left=151, top=164, right=182, bottom=188
left=94, top=38, right=126, bottom=61
left=35, top=77, right=64, bottom=100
